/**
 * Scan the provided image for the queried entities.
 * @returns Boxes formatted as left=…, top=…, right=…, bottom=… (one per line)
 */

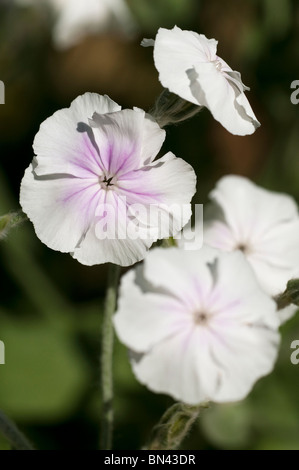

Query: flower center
left=99, top=175, right=116, bottom=190
left=235, top=243, right=251, bottom=254
left=194, top=311, right=209, bottom=326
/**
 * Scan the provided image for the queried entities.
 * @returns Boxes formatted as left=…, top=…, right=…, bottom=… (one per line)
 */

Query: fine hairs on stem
left=150, top=89, right=203, bottom=128
left=0, top=410, right=34, bottom=450
left=147, top=402, right=209, bottom=450
left=100, top=263, right=121, bottom=450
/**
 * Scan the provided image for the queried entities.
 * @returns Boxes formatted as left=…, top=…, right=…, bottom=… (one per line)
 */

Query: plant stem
left=0, top=410, right=34, bottom=450
left=147, top=402, right=208, bottom=450
left=100, top=263, right=121, bottom=450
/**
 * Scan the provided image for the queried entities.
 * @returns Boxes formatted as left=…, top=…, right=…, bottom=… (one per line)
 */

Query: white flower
left=20, top=92, right=196, bottom=266
left=114, top=246, right=280, bottom=405
left=144, top=26, right=260, bottom=136
left=204, top=175, right=299, bottom=322
left=15, top=0, right=136, bottom=49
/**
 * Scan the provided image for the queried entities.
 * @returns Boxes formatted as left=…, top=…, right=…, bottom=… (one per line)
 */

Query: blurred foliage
left=0, top=0, right=299, bottom=450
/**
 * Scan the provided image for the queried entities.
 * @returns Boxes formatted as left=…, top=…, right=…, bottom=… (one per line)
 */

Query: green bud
left=275, top=278, right=299, bottom=310
left=147, top=402, right=208, bottom=450
left=150, top=89, right=202, bottom=128
left=285, top=279, right=299, bottom=306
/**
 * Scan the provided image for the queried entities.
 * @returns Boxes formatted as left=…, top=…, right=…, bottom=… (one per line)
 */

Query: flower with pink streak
left=20, top=93, right=196, bottom=266
left=114, top=246, right=280, bottom=405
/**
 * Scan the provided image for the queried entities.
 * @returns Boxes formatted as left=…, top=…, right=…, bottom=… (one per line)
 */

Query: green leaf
left=0, top=316, right=90, bottom=422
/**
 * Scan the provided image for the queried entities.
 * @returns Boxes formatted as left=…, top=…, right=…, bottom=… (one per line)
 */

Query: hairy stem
left=0, top=410, right=34, bottom=450
left=100, top=263, right=121, bottom=450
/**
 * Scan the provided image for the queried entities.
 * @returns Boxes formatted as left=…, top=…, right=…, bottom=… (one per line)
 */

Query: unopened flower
left=143, top=26, right=260, bottom=135
left=204, top=175, right=299, bottom=321
left=15, top=0, right=136, bottom=49
left=114, top=246, right=279, bottom=405
left=20, top=93, right=196, bottom=266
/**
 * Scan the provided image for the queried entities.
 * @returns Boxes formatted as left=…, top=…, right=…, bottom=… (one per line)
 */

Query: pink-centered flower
left=204, top=175, right=299, bottom=323
left=143, top=26, right=260, bottom=135
left=114, top=246, right=280, bottom=405
left=20, top=93, right=196, bottom=266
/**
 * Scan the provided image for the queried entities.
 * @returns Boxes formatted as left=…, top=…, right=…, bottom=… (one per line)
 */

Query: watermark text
left=0, top=340, right=5, bottom=364
left=93, top=199, right=203, bottom=249
left=290, top=339, right=299, bottom=364
left=290, top=80, right=299, bottom=105
left=0, top=80, right=4, bottom=104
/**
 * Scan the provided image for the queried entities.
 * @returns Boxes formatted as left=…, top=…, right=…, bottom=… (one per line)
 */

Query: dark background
left=0, top=0, right=299, bottom=450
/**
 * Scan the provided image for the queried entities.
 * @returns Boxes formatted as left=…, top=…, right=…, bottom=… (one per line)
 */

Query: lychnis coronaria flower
left=204, top=175, right=299, bottom=323
left=20, top=93, right=196, bottom=266
left=114, top=246, right=280, bottom=405
left=143, top=26, right=260, bottom=135
left=204, top=175, right=299, bottom=296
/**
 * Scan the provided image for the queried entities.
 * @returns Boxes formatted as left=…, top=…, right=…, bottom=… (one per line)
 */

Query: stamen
left=104, top=176, right=114, bottom=187
left=235, top=243, right=250, bottom=254
left=194, top=311, right=209, bottom=325
left=99, top=175, right=115, bottom=189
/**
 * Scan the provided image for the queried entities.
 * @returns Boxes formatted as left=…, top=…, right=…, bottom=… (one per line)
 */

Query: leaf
left=0, top=316, right=90, bottom=422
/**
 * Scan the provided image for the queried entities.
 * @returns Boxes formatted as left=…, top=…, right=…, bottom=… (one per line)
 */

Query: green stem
left=0, top=410, right=34, bottom=450
left=100, top=263, right=121, bottom=450
left=147, top=402, right=208, bottom=450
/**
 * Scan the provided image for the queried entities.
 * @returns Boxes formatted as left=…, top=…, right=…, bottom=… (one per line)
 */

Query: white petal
left=72, top=191, right=154, bottom=266
left=72, top=227, right=153, bottom=266
left=114, top=269, right=190, bottom=353
left=154, top=27, right=217, bottom=105
left=90, top=108, right=151, bottom=176
left=247, top=221, right=299, bottom=296
left=70, top=92, right=121, bottom=117
left=206, top=320, right=280, bottom=402
left=131, top=314, right=279, bottom=404
left=118, top=152, right=196, bottom=239
left=143, top=246, right=218, bottom=310
left=207, top=175, right=299, bottom=242
left=34, top=93, right=121, bottom=178
left=248, top=255, right=295, bottom=297
left=187, top=65, right=260, bottom=135
left=211, top=251, right=279, bottom=329
left=133, top=109, right=166, bottom=165
left=131, top=327, right=210, bottom=404
left=204, top=219, right=237, bottom=252
left=20, top=164, right=101, bottom=252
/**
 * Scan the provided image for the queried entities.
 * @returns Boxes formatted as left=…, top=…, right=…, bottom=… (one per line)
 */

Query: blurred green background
left=0, top=0, right=299, bottom=450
